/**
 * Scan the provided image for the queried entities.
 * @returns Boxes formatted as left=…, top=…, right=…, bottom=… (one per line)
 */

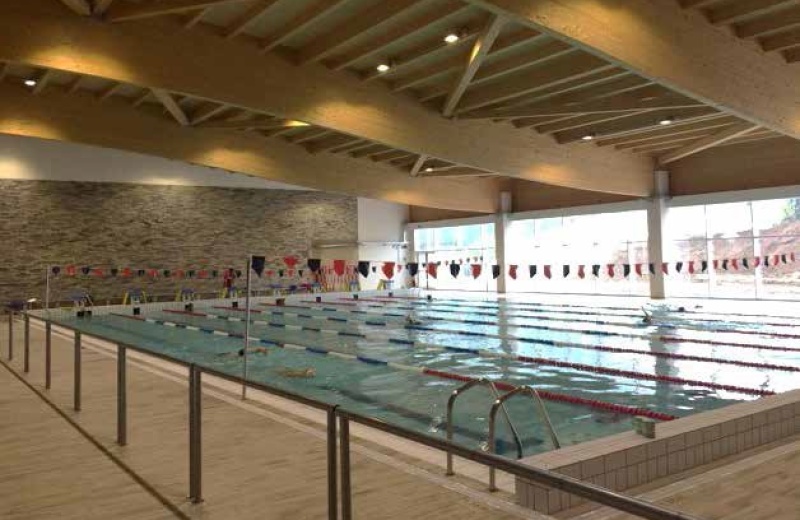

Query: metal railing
left=9, top=313, right=701, bottom=520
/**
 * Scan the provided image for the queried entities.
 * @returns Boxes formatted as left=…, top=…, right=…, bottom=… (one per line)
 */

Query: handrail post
left=74, top=331, right=81, bottom=411
left=188, top=364, right=203, bottom=503
left=339, top=415, right=352, bottom=520
left=45, top=322, right=51, bottom=389
left=327, top=407, right=338, bottom=520
left=8, top=310, right=13, bottom=361
left=23, top=314, right=30, bottom=373
left=117, top=345, right=127, bottom=446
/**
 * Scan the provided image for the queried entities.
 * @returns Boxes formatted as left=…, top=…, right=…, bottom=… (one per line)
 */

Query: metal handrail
left=445, top=378, right=523, bottom=477
left=488, top=386, right=561, bottom=491
left=21, top=313, right=701, bottom=520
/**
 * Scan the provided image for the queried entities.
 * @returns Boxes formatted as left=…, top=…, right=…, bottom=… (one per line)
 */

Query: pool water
left=45, top=294, right=800, bottom=458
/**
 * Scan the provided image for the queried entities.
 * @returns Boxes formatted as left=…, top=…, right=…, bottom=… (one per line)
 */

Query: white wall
left=0, top=133, right=306, bottom=190
left=357, top=197, right=409, bottom=289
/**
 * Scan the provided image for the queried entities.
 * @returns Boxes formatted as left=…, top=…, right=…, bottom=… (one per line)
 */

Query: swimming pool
left=41, top=292, right=800, bottom=459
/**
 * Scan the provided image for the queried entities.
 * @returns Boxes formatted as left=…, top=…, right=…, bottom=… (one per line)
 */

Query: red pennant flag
left=753, top=257, right=761, bottom=268
left=773, top=254, right=780, bottom=266
left=121, top=267, right=132, bottom=278
left=508, top=265, right=518, bottom=279
left=333, top=260, right=346, bottom=277
left=688, top=261, right=695, bottom=274
left=287, top=269, right=295, bottom=277
left=266, top=270, right=274, bottom=277
left=730, top=258, right=739, bottom=270
left=712, top=259, right=719, bottom=270
left=283, top=256, right=298, bottom=268
left=792, top=253, right=796, bottom=263
left=577, top=265, right=586, bottom=279
left=426, top=262, right=438, bottom=279
left=92, top=268, right=104, bottom=277
left=543, top=265, right=552, bottom=279
left=635, top=263, right=643, bottom=277
left=606, top=264, right=615, bottom=278
left=147, top=269, right=157, bottom=278
left=471, top=264, right=482, bottom=279
left=66, top=265, right=77, bottom=276
left=661, top=262, right=669, bottom=275
left=381, top=262, right=395, bottom=280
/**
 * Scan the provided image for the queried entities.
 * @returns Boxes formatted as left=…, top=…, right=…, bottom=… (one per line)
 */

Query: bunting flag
left=606, top=264, right=615, bottom=278
left=753, top=257, right=761, bottom=268
left=426, top=262, right=438, bottom=279
left=591, top=264, right=600, bottom=277
left=635, top=263, right=643, bottom=277
left=121, top=267, right=132, bottom=277
left=110, top=268, right=119, bottom=277
left=577, top=265, right=586, bottom=279
left=649, top=263, right=655, bottom=275
left=298, top=269, right=305, bottom=277
left=382, top=262, right=395, bottom=280
left=283, top=256, right=299, bottom=268
left=764, top=255, right=771, bottom=267
left=66, top=265, right=77, bottom=276
left=251, top=256, right=266, bottom=277
left=278, top=269, right=285, bottom=278
left=773, top=254, right=781, bottom=266
left=137, top=269, right=146, bottom=277
left=543, top=265, right=552, bottom=279
left=701, top=260, right=708, bottom=273
left=492, top=265, right=500, bottom=279
left=148, top=268, right=159, bottom=278
left=266, top=270, right=274, bottom=277
left=792, top=253, right=796, bottom=263
left=407, top=263, right=419, bottom=277
left=450, top=263, right=461, bottom=278
left=721, top=259, right=729, bottom=271
left=307, top=259, right=322, bottom=273
left=187, top=270, right=196, bottom=279
left=529, top=265, right=537, bottom=278
left=782, top=254, right=788, bottom=264
left=471, top=264, right=482, bottom=279
left=623, top=264, right=631, bottom=278
left=508, top=264, right=518, bottom=280
left=563, top=265, right=570, bottom=278
left=687, top=261, right=695, bottom=275
left=81, top=266, right=91, bottom=276
left=333, top=260, right=346, bottom=277
left=51, top=266, right=61, bottom=276
left=742, top=258, right=749, bottom=270
left=730, top=258, right=739, bottom=271
left=675, top=261, right=683, bottom=273
left=92, top=268, right=104, bottom=277
left=288, top=269, right=296, bottom=277
left=235, top=269, right=242, bottom=278
left=661, top=263, right=668, bottom=275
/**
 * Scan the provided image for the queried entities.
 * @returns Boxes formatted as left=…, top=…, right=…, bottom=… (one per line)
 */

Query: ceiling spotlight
left=581, top=133, right=596, bottom=141
left=376, top=63, right=391, bottom=73
left=24, top=79, right=37, bottom=87
left=658, top=116, right=675, bottom=126
left=444, top=32, right=460, bottom=44
left=424, top=167, right=434, bottom=172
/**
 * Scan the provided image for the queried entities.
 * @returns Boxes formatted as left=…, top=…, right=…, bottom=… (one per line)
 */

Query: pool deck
left=0, top=318, right=537, bottom=520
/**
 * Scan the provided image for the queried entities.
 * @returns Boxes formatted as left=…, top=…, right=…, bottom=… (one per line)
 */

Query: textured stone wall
left=0, top=180, right=357, bottom=306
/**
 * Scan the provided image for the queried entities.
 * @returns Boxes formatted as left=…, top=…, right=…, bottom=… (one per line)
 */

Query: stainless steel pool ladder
left=488, top=386, right=561, bottom=491
left=445, top=378, right=523, bottom=477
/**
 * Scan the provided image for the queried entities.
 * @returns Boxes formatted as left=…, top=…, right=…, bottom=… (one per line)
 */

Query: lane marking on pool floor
left=111, top=313, right=677, bottom=421
left=170, top=309, right=800, bottom=374
left=160, top=310, right=780, bottom=397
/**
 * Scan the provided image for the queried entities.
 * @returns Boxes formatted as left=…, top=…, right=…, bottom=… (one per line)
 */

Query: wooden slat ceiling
left=39, top=0, right=787, bottom=171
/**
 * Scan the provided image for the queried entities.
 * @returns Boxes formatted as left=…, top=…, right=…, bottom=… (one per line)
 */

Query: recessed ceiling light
left=581, top=133, right=595, bottom=141
left=424, top=167, right=434, bottom=172
left=444, top=33, right=460, bottom=44
left=658, top=116, right=675, bottom=126
left=24, top=79, right=37, bottom=87
left=376, top=63, right=391, bottom=73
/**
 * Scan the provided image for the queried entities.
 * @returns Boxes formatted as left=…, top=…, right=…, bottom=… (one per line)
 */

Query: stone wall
left=0, top=180, right=357, bottom=305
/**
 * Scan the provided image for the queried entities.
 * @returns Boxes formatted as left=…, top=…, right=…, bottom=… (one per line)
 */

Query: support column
left=647, top=171, right=670, bottom=300
left=494, top=191, right=511, bottom=294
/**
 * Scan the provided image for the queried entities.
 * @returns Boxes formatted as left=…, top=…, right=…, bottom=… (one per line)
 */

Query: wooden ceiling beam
left=658, top=123, right=760, bottom=165
left=706, top=0, right=796, bottom=25
left=596, top=115, right=740, bottom=147
left=151, top=88, right=189, bottom=125
left=0, top=82, right=500, bottom=211
left=442, top=14, right=506, bottom=116
left=31, top=69, right=54, bottom=95
left=285, top=127, right=331, bottom=144
left=305, top=134, right=359, bottom=154
left=106, top=0, right=250, bottom=22
left=759, top=27, right=800, bottom=51
left=351, top=144, right=391, bottom=159
left=0, top=63, right=8, bottom=83
left=260, top=0, right=347, bottom=53
left=409, top=154, right=427, bottom=176
left=327, top=1, right=470, bottom=71
left=455, top=53, right=614, bottom=113
left=223, top=0, right=281, bottom=39
left=734, top=6, right=800, bottom=38
left=417, top=168, right=493, bottom=178
left=296, top=0, right=419, bottom=65
left=3, top=1, right=653, bottom=196
left=92, top=0, right=115, bottom=16
left=189, top=102, right=229, bottom=124
left=462, top=0, right=800, bottom=139
left=97, top=82, right=124, bottom=102
left=553, top=107, right=720, bottom=144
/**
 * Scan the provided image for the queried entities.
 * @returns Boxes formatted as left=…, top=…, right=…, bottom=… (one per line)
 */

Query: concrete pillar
left=647, top=171, right=670, bottom=299
left=494, top=192, right=512, bottom=294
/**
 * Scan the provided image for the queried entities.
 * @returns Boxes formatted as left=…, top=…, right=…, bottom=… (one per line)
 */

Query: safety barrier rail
left=9, top=312, right=701, bottom=520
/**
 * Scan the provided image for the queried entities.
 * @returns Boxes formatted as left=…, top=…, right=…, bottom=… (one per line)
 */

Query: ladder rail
left=487, top=385, right=561, bottom=491
left=445, top=378, right=524, bottom=476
